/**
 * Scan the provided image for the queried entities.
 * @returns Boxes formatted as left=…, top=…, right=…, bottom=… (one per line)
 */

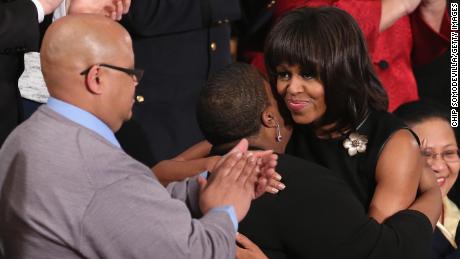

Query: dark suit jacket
left=431, top=225, right=460, bottom=259
left=117, top=0, right=241, bottom=166
left=239, top=154, right=433, bottom=259
left=0, top=0, right=40, bottom=147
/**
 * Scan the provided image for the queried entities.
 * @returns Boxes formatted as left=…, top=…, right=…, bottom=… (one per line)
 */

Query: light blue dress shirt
left=47, top=97, right=121, bottom=148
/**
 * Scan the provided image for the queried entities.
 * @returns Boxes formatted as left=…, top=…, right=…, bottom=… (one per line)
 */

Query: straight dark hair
left=265, top=7, right=388, bottom=134
left=394, top=100, right=450, bottom=125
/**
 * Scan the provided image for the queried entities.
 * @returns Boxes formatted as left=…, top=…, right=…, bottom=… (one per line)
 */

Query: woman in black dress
left=196, top=62, right=440, bottom=259
left=264, top=6, right=428, bottom=222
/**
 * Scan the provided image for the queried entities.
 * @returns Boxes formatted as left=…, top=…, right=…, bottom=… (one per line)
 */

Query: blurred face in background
left=412, top=118, right=460, bottom=197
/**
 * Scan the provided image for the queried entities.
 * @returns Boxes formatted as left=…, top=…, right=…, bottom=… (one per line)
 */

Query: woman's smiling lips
left=286, top=99, right=310, bottom=112
left=436, top=177, right=446, bottom=187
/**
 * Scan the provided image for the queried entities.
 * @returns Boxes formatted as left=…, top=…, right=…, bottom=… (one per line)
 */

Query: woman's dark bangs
left=267, top=20, right=319, bottom=78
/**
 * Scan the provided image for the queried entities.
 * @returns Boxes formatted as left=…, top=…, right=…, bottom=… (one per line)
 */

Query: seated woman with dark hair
left=195, top=62, right=440, bottom=259
left=395, top=101, right=460, bottom=259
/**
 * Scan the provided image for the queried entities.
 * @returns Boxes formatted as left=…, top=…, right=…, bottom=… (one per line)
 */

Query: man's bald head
left=40, top=14, right=137, bottom=132
left=40, top=14, right=132, bottom=96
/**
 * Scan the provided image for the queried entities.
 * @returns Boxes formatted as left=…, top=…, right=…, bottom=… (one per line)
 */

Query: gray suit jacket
left=0, top=105, right=235, bottom=259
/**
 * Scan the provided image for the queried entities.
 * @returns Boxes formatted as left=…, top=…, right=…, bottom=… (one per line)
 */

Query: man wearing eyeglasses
left=0, top=14, right=279, bottom=259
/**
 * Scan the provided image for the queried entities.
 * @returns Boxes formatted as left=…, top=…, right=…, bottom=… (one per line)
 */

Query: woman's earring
left=275, top=122, right=282, bottom=142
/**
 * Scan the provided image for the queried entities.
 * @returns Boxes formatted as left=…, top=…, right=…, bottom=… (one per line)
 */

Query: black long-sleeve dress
left=238, top=153, right=432, bottom=259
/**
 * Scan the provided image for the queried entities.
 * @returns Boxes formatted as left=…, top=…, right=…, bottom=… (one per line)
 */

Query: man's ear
left=262, top=110, right=277, bottom=128
left=85, top=65, right=103, bottom=95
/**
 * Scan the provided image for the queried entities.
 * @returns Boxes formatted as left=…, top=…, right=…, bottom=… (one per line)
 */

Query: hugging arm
left=153, top=140, right=283, bottom=194
left=153, top=141, right=218, bottom=185
left=369, top=129, right=441, bottom=228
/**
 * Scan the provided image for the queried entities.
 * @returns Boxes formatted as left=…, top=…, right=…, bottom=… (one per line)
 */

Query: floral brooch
left=343, top=132, right=368, bottom=156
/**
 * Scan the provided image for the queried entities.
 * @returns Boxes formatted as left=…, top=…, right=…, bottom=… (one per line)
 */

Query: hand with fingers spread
left=68, top=0, right=131, bottom=21
left=236, top=233, right=268, bottom=259
left=198, top=139, right=262, bottom=221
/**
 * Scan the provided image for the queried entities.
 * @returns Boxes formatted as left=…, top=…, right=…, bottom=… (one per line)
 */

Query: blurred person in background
left=395, top=101, right=460, bottom=259
left=0, top=0, right=130, bottom=148
left=117, top=0, right=242, bottom=167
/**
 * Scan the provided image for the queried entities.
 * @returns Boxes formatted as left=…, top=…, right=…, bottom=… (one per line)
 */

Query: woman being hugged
left=265, top=6, right=439, bottom=222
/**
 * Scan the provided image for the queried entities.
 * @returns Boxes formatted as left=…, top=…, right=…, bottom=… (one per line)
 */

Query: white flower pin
left=343, top=132, right=368, bottom=156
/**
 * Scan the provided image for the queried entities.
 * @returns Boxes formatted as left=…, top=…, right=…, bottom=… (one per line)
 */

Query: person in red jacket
left=250, top=0, right=450, bottom=111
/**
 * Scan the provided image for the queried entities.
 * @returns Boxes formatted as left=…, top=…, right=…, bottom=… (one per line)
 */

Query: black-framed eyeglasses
left=80, top=64, right=144, bottom=83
